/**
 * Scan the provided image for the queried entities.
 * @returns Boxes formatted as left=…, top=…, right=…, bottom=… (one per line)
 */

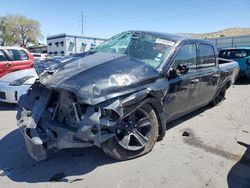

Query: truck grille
left=49, top=90, right=84, bottom=128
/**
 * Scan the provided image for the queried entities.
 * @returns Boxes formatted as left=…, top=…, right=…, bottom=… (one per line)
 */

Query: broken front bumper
left=16, top=81, right=161, bottom=161
left=20, top=127, right=48, bottom=161
left=16, top=85, right=118, bottom=161
left=17, top=103, right=116, bottom=161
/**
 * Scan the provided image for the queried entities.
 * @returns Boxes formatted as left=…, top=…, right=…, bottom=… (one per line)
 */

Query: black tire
left=211, top=86, right=227, bottom=106
left=102, top=104, right=159, bottom=160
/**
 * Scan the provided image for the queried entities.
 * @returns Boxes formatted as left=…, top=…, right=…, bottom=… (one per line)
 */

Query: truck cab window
left=172, top=44, right=197, bottom=71
left=199, top=44, right=216, bottom=68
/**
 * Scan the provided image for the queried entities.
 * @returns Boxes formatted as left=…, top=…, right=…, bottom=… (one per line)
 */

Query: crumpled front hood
left=39, top=52, right=159, bottom=105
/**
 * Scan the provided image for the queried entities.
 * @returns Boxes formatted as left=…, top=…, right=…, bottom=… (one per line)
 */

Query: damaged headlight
left=9, top=76, right=34, bottom=86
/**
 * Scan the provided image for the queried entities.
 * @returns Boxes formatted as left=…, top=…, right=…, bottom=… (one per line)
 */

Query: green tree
left=0, top=14, right=43, bottom=47
left=0, top=16, right=16, bottom=46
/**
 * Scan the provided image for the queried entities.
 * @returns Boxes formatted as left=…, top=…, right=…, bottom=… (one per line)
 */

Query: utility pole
left=81, top=11, right=84, bottom=35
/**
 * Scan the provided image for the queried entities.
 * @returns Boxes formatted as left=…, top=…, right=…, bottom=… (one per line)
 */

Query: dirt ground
left=0, top=82, right=250, bottom=188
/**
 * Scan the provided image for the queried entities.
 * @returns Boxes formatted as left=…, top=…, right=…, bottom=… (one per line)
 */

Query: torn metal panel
left=17, top=78, right=167, bottom=161
left=16, top=60, right=171, bottom=161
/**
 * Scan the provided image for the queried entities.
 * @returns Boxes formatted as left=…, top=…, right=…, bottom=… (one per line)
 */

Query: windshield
left=92, top=31, right=175, bottom=68
left=219, top=49, right=250, bottom=59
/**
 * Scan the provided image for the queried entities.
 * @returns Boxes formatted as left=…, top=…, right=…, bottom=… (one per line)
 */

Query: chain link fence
left=209, top=35, right=250, bottom=49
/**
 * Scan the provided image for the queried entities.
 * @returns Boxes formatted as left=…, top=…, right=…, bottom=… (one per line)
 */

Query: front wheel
left=102, top=104, right=159, bottom=160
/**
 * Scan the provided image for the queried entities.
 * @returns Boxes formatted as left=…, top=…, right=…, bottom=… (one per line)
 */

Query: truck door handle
left=191, top=78, right=199, bottom=84
left=4, top=63, right=12, bottom=67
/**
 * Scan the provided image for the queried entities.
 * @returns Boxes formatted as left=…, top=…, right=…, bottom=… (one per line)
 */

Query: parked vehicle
left=0, top=68, right=38, bottom=103
left=219, top=47, right=250, bottom=78
left=31, top=53, right=47, bottom=61
left=0, top=47, right=33, bottom=78
left=17, top=31, right=239, bottom=161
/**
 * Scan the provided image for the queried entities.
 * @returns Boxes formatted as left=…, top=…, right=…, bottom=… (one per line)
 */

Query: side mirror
left=167, top=68, right=178, bottom=79
left=167, top=64, right=189, bottom=79
left=177, top=64, right=189, bottom=74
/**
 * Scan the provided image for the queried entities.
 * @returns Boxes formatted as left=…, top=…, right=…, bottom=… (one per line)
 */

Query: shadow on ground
left=235, top=76, right=250, bottom=85
left=166, top=105, right=213, bottom=130
left=0, top=102, right=17, bottom=111
left=0, top=129, right=116, bottom=183
left=227, top=141, right=250, bottom=188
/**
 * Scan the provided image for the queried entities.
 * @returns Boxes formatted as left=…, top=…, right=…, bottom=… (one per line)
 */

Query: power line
left=81, top=11, right=84, bottom=35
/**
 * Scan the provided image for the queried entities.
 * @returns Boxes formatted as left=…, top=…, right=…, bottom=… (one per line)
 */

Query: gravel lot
left=0, top=82, right=250, bottom=188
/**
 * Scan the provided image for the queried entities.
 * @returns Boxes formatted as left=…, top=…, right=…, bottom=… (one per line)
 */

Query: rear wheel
left=102, top=104, right=158, bottom=160
left=211, top=85, right=227, bottom=106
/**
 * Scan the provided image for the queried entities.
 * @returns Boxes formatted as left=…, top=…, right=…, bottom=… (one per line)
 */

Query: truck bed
left=218, top=58, right=239, bottom=86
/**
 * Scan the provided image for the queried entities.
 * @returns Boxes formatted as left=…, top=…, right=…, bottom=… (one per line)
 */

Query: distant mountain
left=178, top=27, right=250, bottom=39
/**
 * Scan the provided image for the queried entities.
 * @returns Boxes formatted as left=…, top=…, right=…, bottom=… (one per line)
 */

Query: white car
left=0, top=68, right=38, bottom=103
left=32, top=53, right=47, bottom=61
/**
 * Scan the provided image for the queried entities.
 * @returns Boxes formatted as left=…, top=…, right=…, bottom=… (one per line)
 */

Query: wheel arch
left=138, top=97, right=166, bottom=140
left=225, top=80, right=232, bottom=89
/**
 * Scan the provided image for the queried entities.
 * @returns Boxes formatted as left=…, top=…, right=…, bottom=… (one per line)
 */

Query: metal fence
left=209, top=34, right=250, bottom=48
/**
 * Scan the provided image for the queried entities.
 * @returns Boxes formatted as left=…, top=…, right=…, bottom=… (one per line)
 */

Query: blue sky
left=0, top=0, right=249, bottom=43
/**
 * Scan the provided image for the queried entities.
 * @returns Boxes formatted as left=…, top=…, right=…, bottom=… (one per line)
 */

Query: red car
left=0, top=47, right=33, bottom=78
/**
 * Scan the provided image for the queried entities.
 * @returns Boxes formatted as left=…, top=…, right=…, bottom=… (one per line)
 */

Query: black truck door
left=196, top=43, right=219, bottom=106
left=163, top=43, right=200, bottom=122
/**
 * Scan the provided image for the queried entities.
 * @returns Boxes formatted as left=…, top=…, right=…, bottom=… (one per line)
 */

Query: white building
left=47, top=33, right=106, bottom=56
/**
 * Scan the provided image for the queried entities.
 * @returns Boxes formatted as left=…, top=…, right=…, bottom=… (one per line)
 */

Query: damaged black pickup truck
left=17, top=31, right=239, bottom=161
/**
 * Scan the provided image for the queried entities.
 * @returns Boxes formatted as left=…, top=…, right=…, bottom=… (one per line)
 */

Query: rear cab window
left=0, top=50, right=9, bottom=61
left=8, top=49, right=29, bottom=61
left=198, top=44, right=216, bottom=68
left=219, top=49, right=250, bottom=59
